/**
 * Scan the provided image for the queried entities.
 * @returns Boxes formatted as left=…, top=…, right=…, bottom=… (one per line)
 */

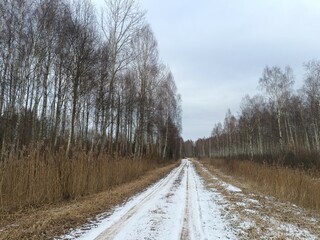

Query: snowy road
left=63, top=158, right=319, bottom=240
left=74, top=159, right=235, bottom=240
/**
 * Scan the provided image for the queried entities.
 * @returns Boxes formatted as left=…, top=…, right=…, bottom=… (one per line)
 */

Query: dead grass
left=193, top=159, right=320, bottom=239
left=0, top=162, right=178, bottom=239
left=206, top=158, right=320, bottom=214
left=0, top=149, right=159, bottom=212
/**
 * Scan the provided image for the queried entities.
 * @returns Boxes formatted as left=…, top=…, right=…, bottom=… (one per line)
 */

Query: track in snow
left=75, top=159, right=235, bottom=240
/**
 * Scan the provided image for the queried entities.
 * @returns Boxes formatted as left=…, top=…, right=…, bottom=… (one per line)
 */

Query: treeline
left=193, top=62, right=320, bottom=168
left=0, top=0, right=182, bottom=160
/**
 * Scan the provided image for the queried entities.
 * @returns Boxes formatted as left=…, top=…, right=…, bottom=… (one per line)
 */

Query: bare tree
left=303, top=60, right=320, bottom=151
left=131, top=24, right=159, bottom=156
left=259, top=66, right=294, bottom=152
left=101, top=0, right=145, bottom=154
left=65, top=0, right=97, bottom=155
left=0, top=0, right=182, bottom=162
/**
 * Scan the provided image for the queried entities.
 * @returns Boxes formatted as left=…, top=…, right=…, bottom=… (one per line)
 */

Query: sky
left=94, top=0, right=320, bottom=141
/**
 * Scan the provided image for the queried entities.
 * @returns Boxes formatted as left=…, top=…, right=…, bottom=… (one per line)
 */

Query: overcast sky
left=94, top=0, right=320, bottom=141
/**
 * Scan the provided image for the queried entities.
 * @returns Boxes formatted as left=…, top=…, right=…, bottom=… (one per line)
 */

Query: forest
left=0, top=0, right=182, bottom=211
left=1, top=1, right=320, bottom=239
left=190, top=63, right=320, bottom=169
left=0, top=0, right=182, bottom=159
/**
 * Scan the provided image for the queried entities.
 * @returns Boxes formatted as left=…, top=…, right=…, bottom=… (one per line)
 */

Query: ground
left=0, top=163, right=177, bottom=240
left=59, top=159, right=320, bottom=240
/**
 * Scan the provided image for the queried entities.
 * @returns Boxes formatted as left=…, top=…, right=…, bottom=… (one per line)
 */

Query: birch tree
left=259, top=66, right=294, bottom=152
left=131, top=24, right=159, bottom=156
left=303, top=60, right=320, bottom=151
left=102, top=0, right=144, bottom=154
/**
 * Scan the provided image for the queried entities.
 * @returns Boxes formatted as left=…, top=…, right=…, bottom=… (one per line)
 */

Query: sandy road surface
left=72, top=159, right=234, bottom=240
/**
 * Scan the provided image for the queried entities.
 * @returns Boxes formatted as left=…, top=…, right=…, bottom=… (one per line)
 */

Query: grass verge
left=194, top=159, right=320, bottom=239
left=0, top=161, right=178, bottom=239
left=205, top=158, right=320, bottom=214
left=0, top=150, right=159, bottom=212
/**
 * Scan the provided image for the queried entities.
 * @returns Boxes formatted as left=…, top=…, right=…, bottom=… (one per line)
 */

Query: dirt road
left=70, top=159, right=233, bottom=239
left=63, top=159, right=319, bottom=240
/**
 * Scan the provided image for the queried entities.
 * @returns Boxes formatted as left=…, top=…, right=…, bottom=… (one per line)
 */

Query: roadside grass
left=194, top=159, right=320, bottom=239
left=0, top=160, right=178, bottom=239
left=0, top=148, right=164, bottom=213
left=205, top=158, right=320, bottom=214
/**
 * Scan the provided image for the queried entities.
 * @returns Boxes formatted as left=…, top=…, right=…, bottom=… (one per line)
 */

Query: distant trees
left=192, top=63, right=320, bottom=168
left=303, top=60, right=320, bottom=152
left=259, top=66, right=294, bottom=151
left=0, top=0, right=181, bottom=161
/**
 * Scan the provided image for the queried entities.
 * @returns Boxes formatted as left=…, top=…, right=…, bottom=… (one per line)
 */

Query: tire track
left=180, top=162, right=189, bottom=240
left=75, top=159, right=236, bottom=240
left=95, top=160, right=187, bottom=240
left=189, top=162, right=205, bottom=239
left=180, top=161, right=205, bottom=240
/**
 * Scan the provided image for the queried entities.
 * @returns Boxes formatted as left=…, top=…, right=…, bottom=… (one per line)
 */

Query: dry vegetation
left=194, top=159, right=320, bottom=239
left=0, top=0, right=183, bottom=238
left=205, top=158, right=320, bottom=213
left=0, top=159, right=178, bottom=239
left=0, top=148, right=164, bottom=213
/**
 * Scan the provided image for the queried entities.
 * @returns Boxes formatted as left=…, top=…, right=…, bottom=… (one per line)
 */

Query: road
left=65, top=159, right=318, bottom=240
left=76, top=159, right=234, bottom=240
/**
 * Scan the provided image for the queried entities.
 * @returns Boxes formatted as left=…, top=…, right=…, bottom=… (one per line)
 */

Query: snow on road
left=62, top=159, right=319, bottom=240
left=65, top=159, right=235, bottom=240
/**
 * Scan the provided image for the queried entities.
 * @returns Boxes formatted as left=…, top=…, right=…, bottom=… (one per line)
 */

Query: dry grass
left=194, top=159, right=320, bottom=239
left=0, top=162, right=178, bottom=239
left=0, top=149, right=159, bottom=213
left=207, top=158, right=320, bottom=213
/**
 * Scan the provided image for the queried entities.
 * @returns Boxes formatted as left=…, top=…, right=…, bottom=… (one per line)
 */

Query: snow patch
left=223, top=183, right=242, bottom=192
left=60, top=159, right=236, bottom=240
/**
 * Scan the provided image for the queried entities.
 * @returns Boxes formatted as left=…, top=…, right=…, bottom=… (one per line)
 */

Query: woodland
left=0, top=0, right=182, bottom=159
left=1, top=1, right=320, bottom=239
left=189, top=63, right=320, bottom=169
left=0, top=0, right=182, bottom=210
left=1, top=0, right=320, bottom=216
